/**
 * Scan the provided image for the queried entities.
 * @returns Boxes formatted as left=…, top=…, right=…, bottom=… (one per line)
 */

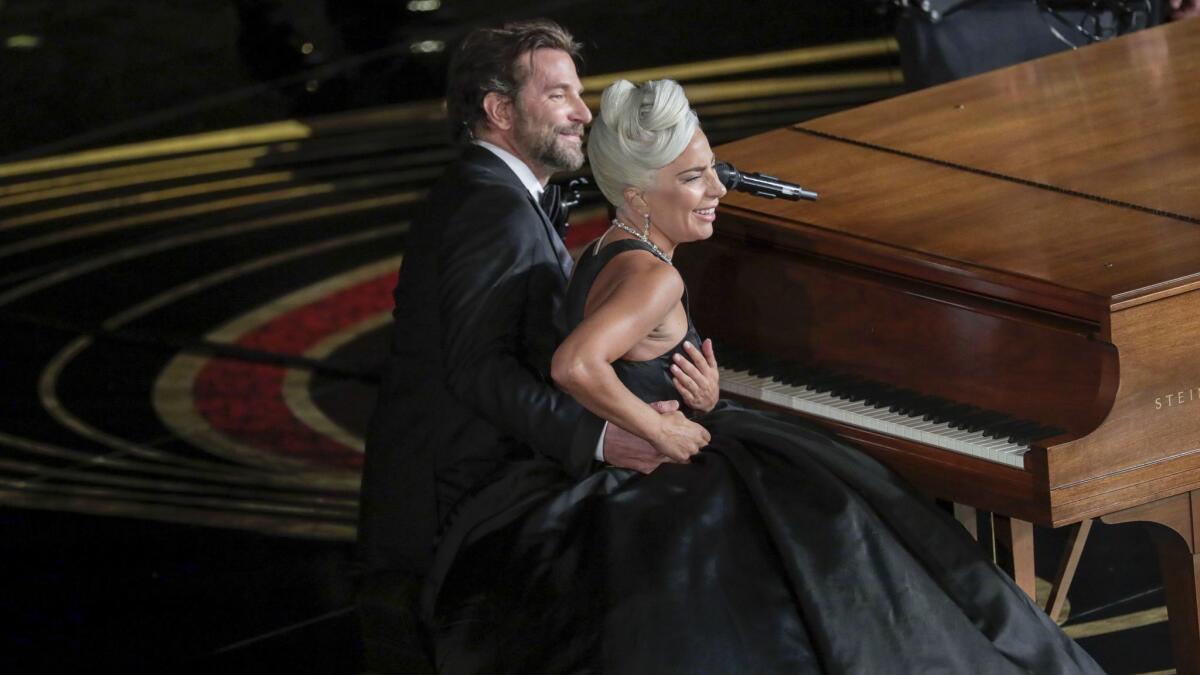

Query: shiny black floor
left=3, top=508, right=364, bottom=674
left=1, top=504, right=1177, bottom=674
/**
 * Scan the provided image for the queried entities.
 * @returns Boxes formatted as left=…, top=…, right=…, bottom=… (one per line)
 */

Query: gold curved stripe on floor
left=0, top=183, right=334, bottom=257
left=0, top=120, right=313, bottom=180
left=282, top=310, right=395, bottom=454
left=0, top=144, right=451, bottom=211
left=102, top=231, right=405, bottom=331
left=0, top=151, right=446, bottom=227
left=0, top=170, right=420, bottom=261
left=1062, top=605, right=1169, bottom=640
left=0, top=145, right=279, bottom=202
left=0, top=191, right=422, bottom=307
left=38, top=337, right=272, bottom=476
left=0, top=480, right=356, bottom=532
left=151, top=254, right=406, bottom=483
left=0, top=474, right=357, bottom=519
left=580, top=37, right=898, bottom=91
left=39, top=225, right=407, bottom=488
left=0, top=429, right=356, bottom=491
left=0, top=485, right=356, bottom=540
left=0, top=456, right=357, bottom=512
left=0, top=100, right=446, bottom=180
left=2, top=170, right=304, bottom=229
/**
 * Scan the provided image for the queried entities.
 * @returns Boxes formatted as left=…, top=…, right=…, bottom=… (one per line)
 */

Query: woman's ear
left=623, top=186, right=648, bottom=213
left=482, top=92, right=514, bottom=131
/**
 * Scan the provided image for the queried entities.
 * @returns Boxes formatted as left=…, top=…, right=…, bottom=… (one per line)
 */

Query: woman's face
left=639, top=129, right=726, bottom=247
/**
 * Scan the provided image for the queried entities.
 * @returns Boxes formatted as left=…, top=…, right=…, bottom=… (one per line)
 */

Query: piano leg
left=953, top=503, right=978, bottom=539
left=994, top=515, right=1037, bottom=600
left=1045, top=519, right=1093, bottom=623
left=1103, top=490, right=1200, bottom=675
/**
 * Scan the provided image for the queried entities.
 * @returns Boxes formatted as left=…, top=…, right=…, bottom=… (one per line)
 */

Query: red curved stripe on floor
left=191, top=216, right=604, bottom=470
left=193, top=271, right=397, bottom=469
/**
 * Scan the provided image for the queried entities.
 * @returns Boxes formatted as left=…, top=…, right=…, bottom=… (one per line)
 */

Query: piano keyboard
left=715, top=350, right=1063, bottom=469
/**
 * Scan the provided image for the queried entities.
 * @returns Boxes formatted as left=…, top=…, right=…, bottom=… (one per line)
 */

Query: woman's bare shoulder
left=584, top=247, right=682, bottom=311
left=600, top=248, right=683, bottom=290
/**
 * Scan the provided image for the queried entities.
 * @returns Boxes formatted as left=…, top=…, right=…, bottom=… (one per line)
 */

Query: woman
left=424, top=80, right=1103, bottom=674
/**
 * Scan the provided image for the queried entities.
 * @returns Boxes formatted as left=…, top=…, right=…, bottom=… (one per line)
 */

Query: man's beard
left=514, top=111, right=585, bottom=172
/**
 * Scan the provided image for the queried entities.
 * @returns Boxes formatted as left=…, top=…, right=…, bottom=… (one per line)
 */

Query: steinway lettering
left=1155, top=386, right=1200, bottom=410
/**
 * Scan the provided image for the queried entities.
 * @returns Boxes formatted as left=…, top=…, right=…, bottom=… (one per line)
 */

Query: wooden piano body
left=677, top=19, right=1200, bottom=671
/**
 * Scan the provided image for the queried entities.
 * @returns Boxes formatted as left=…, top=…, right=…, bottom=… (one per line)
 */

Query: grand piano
left=676, top=18, right=1200, bottom=672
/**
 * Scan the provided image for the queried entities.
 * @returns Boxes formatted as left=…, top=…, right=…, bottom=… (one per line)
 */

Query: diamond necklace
left=610, top=218, right=672, bottom=264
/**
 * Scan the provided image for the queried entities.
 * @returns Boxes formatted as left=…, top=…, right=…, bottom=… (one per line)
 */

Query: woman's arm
left=551, top=253, right=710, bottom=462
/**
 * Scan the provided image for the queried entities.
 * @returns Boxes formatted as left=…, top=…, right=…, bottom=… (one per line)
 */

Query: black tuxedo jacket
left=358, top=145, right=604, bottom=575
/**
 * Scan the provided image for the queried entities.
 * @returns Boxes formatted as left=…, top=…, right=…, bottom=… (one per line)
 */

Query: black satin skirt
left=422, top=404, right=1104, bottom=674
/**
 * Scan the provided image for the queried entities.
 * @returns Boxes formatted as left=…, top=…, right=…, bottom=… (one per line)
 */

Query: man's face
left=511, top=48, right=592, bottom=173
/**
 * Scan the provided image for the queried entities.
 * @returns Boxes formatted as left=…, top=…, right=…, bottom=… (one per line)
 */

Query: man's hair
left=445, top=19, right=583, bottom=143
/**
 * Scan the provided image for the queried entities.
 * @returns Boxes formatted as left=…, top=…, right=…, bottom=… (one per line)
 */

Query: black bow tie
left=539, top=184, right=568, bottom=239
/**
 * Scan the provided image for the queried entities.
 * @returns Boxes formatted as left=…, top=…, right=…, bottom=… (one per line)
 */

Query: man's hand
left=1171, top=0, right=1200, bottom=19
left=671, top=339, right=720, bottom=413
left=602, top=400, right=680, bottom=473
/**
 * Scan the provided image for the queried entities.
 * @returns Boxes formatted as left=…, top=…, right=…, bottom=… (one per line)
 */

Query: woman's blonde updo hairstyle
left=587, top=79, right=699, bottom=207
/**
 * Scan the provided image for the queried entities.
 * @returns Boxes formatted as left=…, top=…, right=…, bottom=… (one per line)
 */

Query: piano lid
left=711, top=20, right=1200, bottom=318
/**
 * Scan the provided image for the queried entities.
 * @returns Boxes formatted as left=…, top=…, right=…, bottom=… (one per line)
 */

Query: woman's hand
left=652, top=411, right=711, bottom=462
left=671, top=339, right=720, bottom=413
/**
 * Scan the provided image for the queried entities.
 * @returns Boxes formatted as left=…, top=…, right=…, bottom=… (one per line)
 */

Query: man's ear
left=482, top=91, right=515, bottom=131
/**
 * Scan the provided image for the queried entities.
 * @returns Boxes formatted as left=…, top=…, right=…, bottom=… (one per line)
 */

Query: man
left=356, top=19, right=679, bottom=671
left=895, top=0, right=1199, bottom=90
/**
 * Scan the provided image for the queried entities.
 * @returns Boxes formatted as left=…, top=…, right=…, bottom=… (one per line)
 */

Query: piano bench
left=356, top=569, right=435, bottom=675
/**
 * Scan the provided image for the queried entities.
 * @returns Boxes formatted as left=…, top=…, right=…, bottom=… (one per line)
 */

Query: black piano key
left=828, top=377, right=871, bottom=401
left=919, top=398, right=959, bottom=422
left=916, top=398, right=964, bottom=420
left=717, top=345, right=749, bottom=371
left=774, top=360, right=808, bottom=385
left=805, top=372, right=846, bottom=394
left=982, top=417, right=1026, bottom=436
left=887, top=390, right=924, bottom=414
left=943, top=404, right=984, bottom=429
left=960, top=410, right=1007, bottom=433
left=1015, top=425, right=1066, bottom=445
left=859, top=383, right=901, bottom=408
left=891, top=393, right=926, bottom=416
left=746, top=353, right=774, bottom=377
left=996, top=421, right=1047, bottom=444
left=978, top=417, right=1028, bottom=440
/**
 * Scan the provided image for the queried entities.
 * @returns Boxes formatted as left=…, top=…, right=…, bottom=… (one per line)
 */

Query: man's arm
left=437, top=185, right=601, bottom=476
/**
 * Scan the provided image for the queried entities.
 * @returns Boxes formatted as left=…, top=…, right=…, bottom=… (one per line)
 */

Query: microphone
left=715, top=162, right=818, bottom=201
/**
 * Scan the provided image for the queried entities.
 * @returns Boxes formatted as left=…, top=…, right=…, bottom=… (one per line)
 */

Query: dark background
left=0, top=0, right=893, bottom=159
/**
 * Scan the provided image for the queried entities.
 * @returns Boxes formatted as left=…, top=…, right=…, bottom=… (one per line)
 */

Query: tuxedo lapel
left=528, top=192, right=574, bottom=281
left=461, top=145, right=573, bottom=282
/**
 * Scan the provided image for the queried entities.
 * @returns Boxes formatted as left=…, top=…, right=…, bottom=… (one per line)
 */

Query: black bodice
left=565, top=237, right=703, bottom=412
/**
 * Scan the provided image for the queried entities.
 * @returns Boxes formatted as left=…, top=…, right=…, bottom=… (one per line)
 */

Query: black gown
left=422, top=238, right=1104, bottom=675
